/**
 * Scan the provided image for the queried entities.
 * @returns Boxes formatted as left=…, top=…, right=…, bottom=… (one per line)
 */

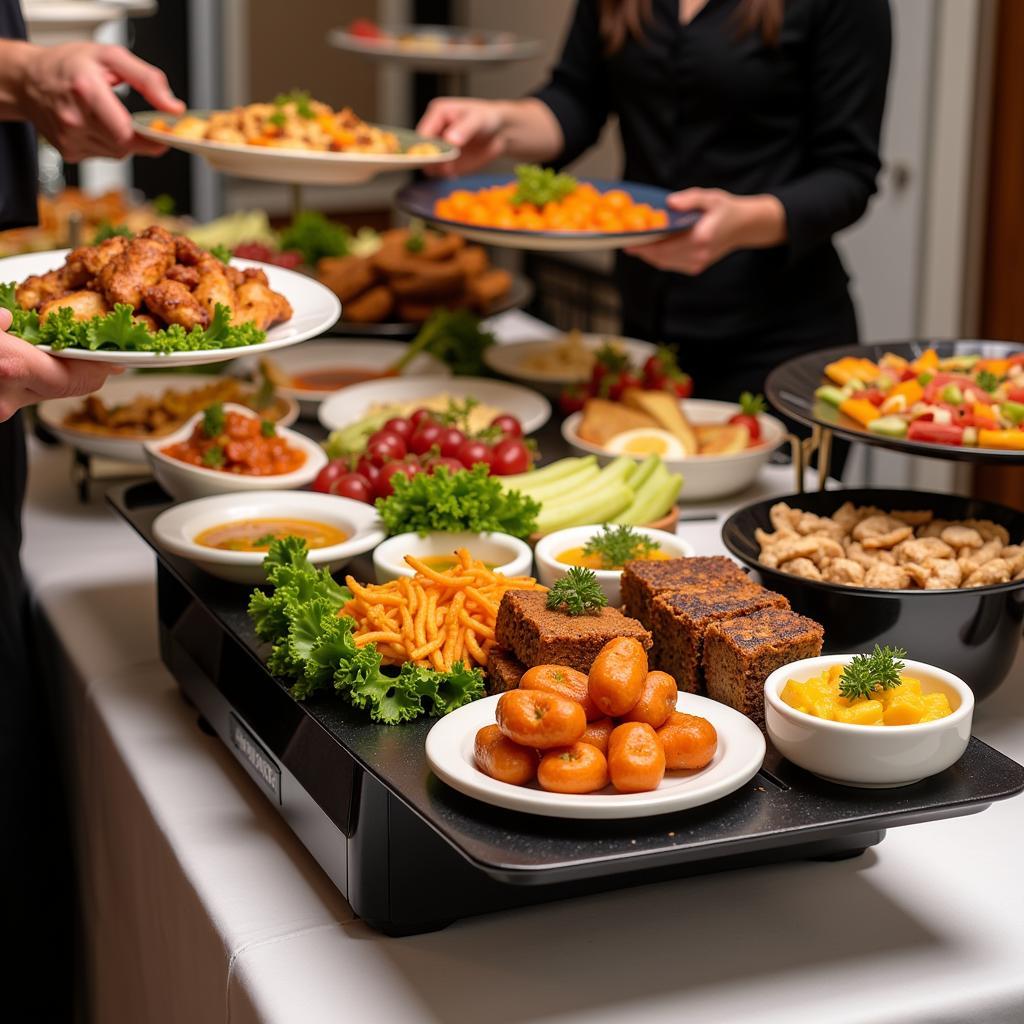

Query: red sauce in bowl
left=161, top=410, right=306, bottom=475
left=290, top=368, right=391, bottom=392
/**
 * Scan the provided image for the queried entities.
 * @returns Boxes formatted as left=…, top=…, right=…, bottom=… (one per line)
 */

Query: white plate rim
left=426, top=691, right=765, bottom=819
left=483, top=333, right=657, bottom=384
left=316, top=374, right=552, bottom=435
left=0, top=250, right=341, bottom=367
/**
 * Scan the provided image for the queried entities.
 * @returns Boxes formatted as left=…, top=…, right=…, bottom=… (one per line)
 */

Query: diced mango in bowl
left=781, top=660, right=953, bottom=727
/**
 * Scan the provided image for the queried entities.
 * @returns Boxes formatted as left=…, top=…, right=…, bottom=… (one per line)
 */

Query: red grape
left=365, top=430, right=407, bottom=464
left=355, top=456, right=382, bottom=489
left=312, top=459, right=349, bottom=493
left=383, top=417, right=413, bottom=439
left=409, top=420, right=444, bottom=455
left=408, top=408, right=435, bottom=429
left=375, top=459, right=423, bottom=498
left=437, top=427, right=466, bottom=458
left=456, top=438, right=492, bottom=469
left=490, top=414, right=523, bottom=438
left=329, top=472, right=373, bottom=503
left=490, top=438, right=531, bottom=475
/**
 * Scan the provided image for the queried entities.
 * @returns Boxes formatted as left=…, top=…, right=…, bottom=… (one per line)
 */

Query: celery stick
left=517, top=463, right=600, bottom=502
left=613, top=466, right=683, bottom=525
left=536, top=457, right=635, bottom=513
left=536, top=482, right=635, bottom=533
left=501, top=456, right=593, bottom=490
left=625, top=455, right=661, bottom=493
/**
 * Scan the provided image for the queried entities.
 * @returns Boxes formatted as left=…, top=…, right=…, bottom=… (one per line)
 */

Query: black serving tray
left=109, top=482, right=1024, bottom=935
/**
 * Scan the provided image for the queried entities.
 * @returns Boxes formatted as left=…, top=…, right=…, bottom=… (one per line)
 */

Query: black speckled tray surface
left=109, top=482, right=1024, bottom=883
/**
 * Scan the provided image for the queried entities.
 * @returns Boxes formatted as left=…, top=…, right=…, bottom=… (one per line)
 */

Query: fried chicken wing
left=174, top=235, right=203, bottom=266
left=143, top=279, right=210, bottom=330
left=39, top=289, right=109, bottom=323
left=98, top=226, right=176, bottom=308
left=165, top=264, right=200, bottom=289
left=65, top=235, right=128, bottom=282
left=235, top=268, right=291, bottom=329
left=193, top=255, right=237, bottom=319
left=15, top=268, right=72, bottom=310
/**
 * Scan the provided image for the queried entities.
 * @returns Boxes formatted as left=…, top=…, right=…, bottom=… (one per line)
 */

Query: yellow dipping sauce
left=780, top=664, right=954, bottom=726
left=419, top=554, right=498, bottom=572
left=195, top=518, right=348, bottom=552
left=556, top=546, right=671, bottom=571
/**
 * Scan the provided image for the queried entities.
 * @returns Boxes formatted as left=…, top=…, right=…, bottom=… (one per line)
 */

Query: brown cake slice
left=485, top=647, right=526, bottom=695
left=621, top=556, right=749, bottom=624
left=651, top=582, right=790, bottom=694
left=703, top=608, right=825, bottom=727
left=495, top=590, right=652, bottom=675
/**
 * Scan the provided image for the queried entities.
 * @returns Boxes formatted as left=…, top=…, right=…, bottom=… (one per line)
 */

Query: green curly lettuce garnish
left=247, top=538, right=485, bottom=723
left=512, top=164, right=577, bottom=207
left=0, top=287, right=266, bottom=355
left=375, top=464, right=539, bottom=539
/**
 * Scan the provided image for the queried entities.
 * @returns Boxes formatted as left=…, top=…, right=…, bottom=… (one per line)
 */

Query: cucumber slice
left=624, top=455, right=661, bottom=493
left=866, top=415, right=909, bottom=438
left=614, top=467, right=683, bottom=525
left=516, top=463, right=600, bottom=502
left=501, top=456, right=593, bottom=490
left=535, top=482, right=635, bottom=534
left=814, top=385, right=846, bottom=408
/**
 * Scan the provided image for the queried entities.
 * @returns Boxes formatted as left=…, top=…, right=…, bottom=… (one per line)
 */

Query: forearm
left=736, top=193, right=788, bottom=248
left=0, top=40, right=34, bottom=119
left=493, top=98, right=564, bottom=165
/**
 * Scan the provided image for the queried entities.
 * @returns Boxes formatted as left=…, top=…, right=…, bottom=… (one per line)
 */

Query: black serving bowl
left=721, top=487, right=1024, bottom=700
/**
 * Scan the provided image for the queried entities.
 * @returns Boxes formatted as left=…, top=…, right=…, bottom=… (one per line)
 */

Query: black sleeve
left=767, top=0, right=891, bottom=259
left=532, top=0, right=612, bottom=167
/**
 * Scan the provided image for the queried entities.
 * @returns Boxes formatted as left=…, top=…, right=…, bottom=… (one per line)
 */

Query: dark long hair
left=598, top=0, right=785, bottom=53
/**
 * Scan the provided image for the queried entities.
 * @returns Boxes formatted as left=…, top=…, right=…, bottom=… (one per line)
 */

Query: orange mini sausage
left=588, top=637, right=648, bottom=717
left=537, top=742, right=609, bottom=794
left=474, top=724, right=539, bottom=786
left=580, top=717, right=615, bottom=754
left=496, top=689, right=587, bottom=750
left=621, top=670, right=678, bottom=729
left=607, top=722, right=666, bottom=794
left=657, top=712, right=718, bottom=771
left=520, top=664, right=600, bottom=721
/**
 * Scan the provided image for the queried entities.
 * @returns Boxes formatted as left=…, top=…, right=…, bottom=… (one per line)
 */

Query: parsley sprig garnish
left=201, top=445, right=225, bottom=468
left=976, top=369, right=1000, bottom=394
left=546, top=567, right=608, bottom=616
left=273, top=89, right=315, bottom=119
left=202, top=402, right=225, bottom=438
left=582, top=524, right=660, bottom=570
left=838, top=645, right=907, bottom=701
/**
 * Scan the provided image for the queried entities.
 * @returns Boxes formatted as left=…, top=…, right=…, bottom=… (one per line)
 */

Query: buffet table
left=21, top=320, right=1024, bottom=1024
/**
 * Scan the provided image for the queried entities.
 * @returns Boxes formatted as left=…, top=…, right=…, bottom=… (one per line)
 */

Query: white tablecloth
left=20, top=333, right=1024, bottom=1024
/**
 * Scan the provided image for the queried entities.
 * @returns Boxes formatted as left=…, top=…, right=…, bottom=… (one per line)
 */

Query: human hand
left=416, top=97, right=508, bottom=177
left=626, top=189, right=786, bottom=276
left=0, top=309, right=119, bottom=422
left=17, top=42, right=184, bottom=162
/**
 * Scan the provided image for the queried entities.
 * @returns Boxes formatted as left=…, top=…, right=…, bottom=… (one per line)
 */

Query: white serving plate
left=152, top=489, right=384, bottom=585
left=562, top=398, right=788, bottom=502
left=133, top=110, right=458, bottom=186
left=764, top=655, right=974, bottom=788
left=248, top=339, right=449, bottom=418
left=483, top=333, right=657, bottom=397
left=372, top=530, right=533, bottom=584
left=0, top=250, right=341, bottom=368
left=426, top=691, right=765, bottom=820
left=144, top=403, right=327, bottom=501
left=317, top=375, right=551, bottom=436
left=36, top=372, right=299, bottom=464
left=534, top=525, right=695, bottom=606
left=327, top=24, right=542, bottom=70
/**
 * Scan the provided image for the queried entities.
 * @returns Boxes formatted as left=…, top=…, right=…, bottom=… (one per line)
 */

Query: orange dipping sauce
left=290, top=367, right=390, bottom=392
left=556, top=546, right=672, bottom=571
left=161, top=410, right=305, bottom=476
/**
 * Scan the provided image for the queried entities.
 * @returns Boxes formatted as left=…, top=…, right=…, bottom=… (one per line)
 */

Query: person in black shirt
left=418, top=0, right=891, bottom=404
left=0, top=3, right=182, bottom=1012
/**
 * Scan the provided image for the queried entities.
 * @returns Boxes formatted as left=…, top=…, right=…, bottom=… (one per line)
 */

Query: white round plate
left=245, top=339, right=450, bottom=418
left=35, top=372, right=299, bottom=463
left=317, top=375, right=551, bottom=436
left=562, top=397, right=788, bottom=502
left=426, top=691, right=766, bottom=820
left=327, top=25, right=542, bottom=70
left=152, top=489, right=385, bottom=585
left=0, top=250, right=340, bottom=368
left=484, top=333, right=657, bottom=395
left=133, top=110, right=458, bottom=186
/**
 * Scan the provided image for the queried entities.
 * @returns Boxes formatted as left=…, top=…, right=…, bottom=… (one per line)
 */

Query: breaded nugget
left=467, top=267, right=512, bottom=310
left=39, top=289, right=109, bottom=323
left=371, top=246, right=420, bottom=278
left=419, top=232, right=464, bottom=261
left=15, top=268, right=73, bottom=310
left=143, top=279, right=210, bottom=330
left=317, top=255, right=379, bottom=302
left=455, top=245, right=489, bottom=278
left=344, top=285, right=394, bottom=323
left=395, top=290, right=473, bottom=323
left=389, top=262, right=465, bottom=300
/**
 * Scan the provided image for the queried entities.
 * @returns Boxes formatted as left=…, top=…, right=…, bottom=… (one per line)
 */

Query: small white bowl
left=561, top=398, right=787, bottom=502
left=764, top=655, right=974, bottom=788
left=372, top=530, right=533, bottom=584
left=534, top=525, right=694, bottom=606
left=144, top=403, right=327, bottom=501
left=152, top=489, right=385, bottom=585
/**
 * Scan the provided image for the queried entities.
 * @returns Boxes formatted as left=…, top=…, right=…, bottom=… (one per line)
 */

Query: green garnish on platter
left=838, top=644, right=907, bottom=701
left=202, top=402, right=225, bottom=438
left=248, top=537, right=484, bottom=723
left=546, top=566, right=608, bottom=616
left=512, top=164, right=577, bottom=208
left=0, top=287, right=266, bottom=356
left=582, top=524, right=659, bottom=570
left=201, top=445, right=225, bottom=468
